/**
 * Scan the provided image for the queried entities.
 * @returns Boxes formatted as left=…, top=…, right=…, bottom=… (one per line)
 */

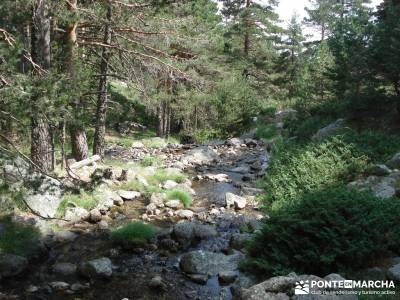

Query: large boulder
left=181, top=146, right=219, bottom=165
left=225, top=193, right=247, bottom=209
left=241, top=274, right=357, bottom=300
left=226, top=138, right=243, bottom=148
left=312, top=119, right=346, bottom=141
left=180, top=250, right=243, bottom=276
left=386, top=153, right=400, bottom=170
left=348, top=175, right=397, bottom=199
left=52, top=262, right=77, bottom=276
left=0, top=254, right=28, bottom=279
left=64, top=207, right=89, bottom=223
left=78, top=257, right=112, bottom=279
left=117, top=190, right=141, bottom=200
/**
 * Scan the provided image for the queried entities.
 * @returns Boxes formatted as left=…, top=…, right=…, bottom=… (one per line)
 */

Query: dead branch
left=110, top=0, right=150, bottom=9
left=0, top=28, right=16, bottom=46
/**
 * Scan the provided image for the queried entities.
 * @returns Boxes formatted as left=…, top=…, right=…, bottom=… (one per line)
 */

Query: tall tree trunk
left=243, top=0, right=251, bottom=56
left=30, top=0, right=54, bottom=172
left=93, top=3, right=112, bottom=156
left=66, top=0, right=88, bottom=161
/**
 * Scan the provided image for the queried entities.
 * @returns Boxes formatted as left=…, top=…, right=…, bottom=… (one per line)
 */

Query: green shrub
left=255, top=123, right=278, bottom=140
left=263, top=137, right=368, bottom=210
left=111, top=222, right=156, bottom=247
left=242, top=187, right=400, bottom=277
left=0, top=216, right=41, bottom=257
left=165, top=189, right=192, bottom=208
left=341, top=130, right=400, bottom=164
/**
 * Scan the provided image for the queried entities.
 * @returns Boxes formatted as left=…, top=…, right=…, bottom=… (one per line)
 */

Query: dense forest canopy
left=0, top=0, right=399, bottom=169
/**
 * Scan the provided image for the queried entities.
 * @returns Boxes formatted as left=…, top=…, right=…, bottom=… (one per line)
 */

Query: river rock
left=89, top=209, right=102, bottom=223
left=52, top=262, right=77, bottom=276
left=173, top=222, right=196, bottom=241
left=181, top=146, right=219, bottom=165
left=64, top=207, right=89, bottom=223
left=175, top=209, right=194, bottom=219
left=230, top=233, right=253, bottom=250
left=0, top=254, right=28, bottom=278
left=70, top=282, right=90, bottom=292
left=226, top=138, right=243, bottom=148
left=150, top=193, right=165, bottom=207
left=165, top=200, right=183, bottom=209
left=149, top=275, right=166, bottom=290
left=386, top=153, right=400, bottom=169
left=49, top=281, right=70, bottom=291
left=194, top=224, right=217, bottom=239
left=219, top=271, right=238, bottom=284
left=312, top=119, right=346, bottom=140
left=387, top=263, right=400, bottom=282
left=180, top=250, right=243, bottom=276
left=370, top=164, right=391, bottom=176
left=188, top=274, right=209, bottom=284
left=225, top=193, right=247, bottom=209
left=231, top=165, right=250, bottom=174
left=162, top=180, right=178, bottom=190
left=131, top=141, right=145, bottom=148
left=118, top=190, right=141, bottom=200
left=98, top=220, right=109, bottom=230
left=78, top=257, right=112, bottom=279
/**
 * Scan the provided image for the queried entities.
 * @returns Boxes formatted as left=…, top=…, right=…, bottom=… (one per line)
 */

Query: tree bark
left=93, top=3, right=113, bottom=157
left=66, top=0, right=89, bottom=161
left=30, top=0, right=54, bottom=172
left=70, top=127, right=88, bottom=161
left=243, top=0, right=251, bottom=56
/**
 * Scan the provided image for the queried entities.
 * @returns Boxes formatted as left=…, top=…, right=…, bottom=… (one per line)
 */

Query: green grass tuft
left=165, top=189, right=192, bottom=208
left=0, top=216, right=41, bottom=257
left=57, top=190, right=99, bottom=217
left=147, top=169, right=186, bottom=186
left=141, top=155, right=162, bottom=167
left=111, top=222, right=156, bottom=247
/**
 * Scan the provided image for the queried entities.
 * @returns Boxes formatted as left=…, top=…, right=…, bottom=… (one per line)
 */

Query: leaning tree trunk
left=30, top=0, right=54, bottom=172
left=66, top=0, right=88, bottom=161
left=93, top=3, right=112, bottom=157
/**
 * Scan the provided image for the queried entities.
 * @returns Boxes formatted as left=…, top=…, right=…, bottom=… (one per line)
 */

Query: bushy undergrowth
left=111, top=222, right=156, bottom=247
left=242, top=187, right=400, bottom=277
left=340, top=130, right=400, bottom=164
left=0, top=216, right=41, bottom=257
left=262, top=137, right=368, bottom=210
left=165, top=189, right=192, bottom=207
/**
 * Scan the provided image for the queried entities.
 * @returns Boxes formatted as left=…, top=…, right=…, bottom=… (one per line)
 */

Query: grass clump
left=57, top=190, right=99, bottom=217
left=165, top=189, right=192, bottom=208
left=147, top=169, right=186, bottom=186
left=141, top=155, right=162, bottom=167
left=242, top=187, right=400, bottom=278
left=0, top=216, right=41, bottom=257
left=262, top=137, right=368, bottom=210
left=111, top=222, right=156, bottom=247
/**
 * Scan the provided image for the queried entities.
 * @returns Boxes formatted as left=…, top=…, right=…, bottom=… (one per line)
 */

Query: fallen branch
left=69, top=154, right=101, bottom=169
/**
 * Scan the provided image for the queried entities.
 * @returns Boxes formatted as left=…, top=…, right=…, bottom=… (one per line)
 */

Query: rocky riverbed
left=0, top=137, right=271, bottom=300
